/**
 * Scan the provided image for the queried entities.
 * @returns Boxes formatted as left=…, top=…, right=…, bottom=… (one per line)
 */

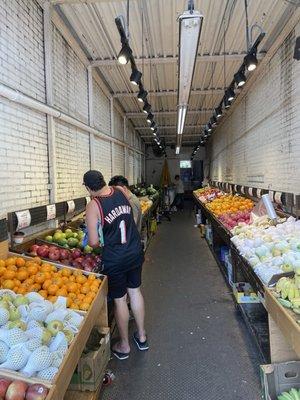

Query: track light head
left=137, top=88, right=148, bottom=103
left=146, top=113, right=154, bottom=123
left=153, top=128, right=157, bottom=136
left=226, top=87, right=235, bottom=102
left=143, top=102, right=151, bottom=114
left=224, top=96, right=231, bottom=109
left=234, top=70, right=246, bottom=87
left=206, top=123, right=212, bottom=132
left=150, top=121, right=156, bottom=131
left=117, top=45, right=132, bottom=65
left=130, top=68, right=142, bottom=86
left=210, top=115, right=217, bottom=127
left=244, top=52, right=258, bottom=71
left=215, top=106, right=222, bottom=118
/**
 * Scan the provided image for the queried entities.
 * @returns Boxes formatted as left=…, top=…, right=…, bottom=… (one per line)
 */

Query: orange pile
left=0, top=256, right=101, bottom=311
left=206, top=194, right=254, bottom=217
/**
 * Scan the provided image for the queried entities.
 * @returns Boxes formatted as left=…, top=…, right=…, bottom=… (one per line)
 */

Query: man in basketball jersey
left=83, top=170, right=148, bottom=360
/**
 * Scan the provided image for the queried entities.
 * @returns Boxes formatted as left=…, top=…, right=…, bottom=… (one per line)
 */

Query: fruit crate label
left=85, top=196, right=91, bottom=205
left=46, top=204, right=56, bottom=220
left=67, top=200, right=75, bottom=214
left=16, top=210, right=31, bottom=230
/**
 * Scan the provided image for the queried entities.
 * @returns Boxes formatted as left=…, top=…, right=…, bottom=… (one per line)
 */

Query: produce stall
left=193, top=183, right=300, bottom=365
left=0, top=217, right=109, bottom=400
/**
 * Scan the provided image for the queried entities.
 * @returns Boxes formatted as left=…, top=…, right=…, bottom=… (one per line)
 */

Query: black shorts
left=107, top=265, right=142, bottom=300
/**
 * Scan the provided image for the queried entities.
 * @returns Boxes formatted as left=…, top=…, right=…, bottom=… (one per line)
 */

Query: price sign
left=46, top=204, right=56, bottom=221
left=269, top=191, right=274, bottom=201
left=16, top=210, right=31, bottom=231
left=274, top=192, right=282, bottom=204
left=234, top=185, right=237, bottom=192
left=241, top=186, right=245, bottom=194
left=257, top=188, right=262, bottom=198
left=85, top=196, right=91, bottom=205
left=67, top=200, right=75, bottom=214
left=248, top=187, right=253, bottom=196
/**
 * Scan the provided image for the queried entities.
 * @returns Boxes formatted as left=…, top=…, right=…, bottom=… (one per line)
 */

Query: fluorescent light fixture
left=177, top=9, right=203, bottom=138
left=177, top=105, right=187, bottom=135
left=176, top=146, right=180, bottom=155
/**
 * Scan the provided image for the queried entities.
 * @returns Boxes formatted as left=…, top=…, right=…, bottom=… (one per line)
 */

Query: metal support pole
left=123, top=116, right=127, bottom=177
left=43, top=2, right=57, bottom=203
left=87, top=66, right=95, bottom=169
left=110, top=97, right=115, bottom=176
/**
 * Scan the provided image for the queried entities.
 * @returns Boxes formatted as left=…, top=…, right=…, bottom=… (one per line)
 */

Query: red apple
left=48, top=248, right=60, bottom=261
left=25, top=384, right=48, bottom=400
left=0, top=378, right=11, bottom=398
left=71, top=248, right=81, bottom=259
left=60, top=249, right=70, bottom=260
left=73, top=257, right=84, bottom=268
left=29, top=244, right=39, bottom=256
left=60, top=259, right=70, bottom=266
left=6, top=380, right=28, bottom=400
left=37, top=245, right=49, bottom=258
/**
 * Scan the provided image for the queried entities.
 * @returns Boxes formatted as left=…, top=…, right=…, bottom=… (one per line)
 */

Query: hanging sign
left=248, top=188, right=253, bottom=196
left=85, top=196, right=91, bottom=205
left=16, top=210, right=31, bottom=231
left=46, top=204, right=56, bottom=221
left=67, top=200, right=75, bottom=214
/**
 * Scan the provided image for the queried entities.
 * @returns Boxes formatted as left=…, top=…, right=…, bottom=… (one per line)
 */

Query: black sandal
left=133, top=332, right=149, bottom=351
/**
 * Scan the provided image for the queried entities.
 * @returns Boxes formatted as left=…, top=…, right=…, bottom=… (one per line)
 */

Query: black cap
left=83, top=170, right=106, bottom=191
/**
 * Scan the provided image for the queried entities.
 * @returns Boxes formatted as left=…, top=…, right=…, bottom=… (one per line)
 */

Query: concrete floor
left=101, top=210, right=262, bottom=400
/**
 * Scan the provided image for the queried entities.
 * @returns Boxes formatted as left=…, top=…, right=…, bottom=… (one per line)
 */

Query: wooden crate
left=0, top=240, right=109, bottom=400
left=265, top=288, right=300, bottom=362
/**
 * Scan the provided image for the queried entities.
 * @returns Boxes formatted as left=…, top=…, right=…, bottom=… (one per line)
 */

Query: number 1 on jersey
left=119, top=220, right=127, bottom=244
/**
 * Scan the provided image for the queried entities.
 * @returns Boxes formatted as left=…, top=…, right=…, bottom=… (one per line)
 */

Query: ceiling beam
left=136, top=125, right=204, bottom=131
left=50, top=0, right=122, bottom=4
left=126, top=109, right=213, bottom=118
left=91, top=53, right=264, bottom=67
left=114, top=88, right=224, bottom=98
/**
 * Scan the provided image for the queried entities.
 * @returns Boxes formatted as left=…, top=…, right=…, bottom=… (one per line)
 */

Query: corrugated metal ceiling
left=55, top=0, right=291, bottom=145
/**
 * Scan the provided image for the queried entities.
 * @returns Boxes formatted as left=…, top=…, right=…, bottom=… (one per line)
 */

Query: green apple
left=7, top=320, right=27, bottom=330
left=47, top=320, right=64, bottom=336
left=45, top=235, right=53, bottom=242
left=13, top=296, right=29, bottom=307
left=42, top=328, right=52, bottom=345
left=9, top=306, right=21, bottom=321
left=84, top=245, right=93, bottom=254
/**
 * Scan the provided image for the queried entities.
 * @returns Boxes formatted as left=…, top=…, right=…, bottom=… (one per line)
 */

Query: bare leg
left=113, top=294, right=130, bottom=353
left=127, top=287, right=146, bottom=342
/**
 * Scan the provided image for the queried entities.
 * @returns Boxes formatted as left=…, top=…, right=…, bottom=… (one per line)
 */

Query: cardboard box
left=225, top=252, right=233, bottom=286
left=69, top=327, right=110, bottom=392
left=233, top=282, right=260, bottom=303
left=261, top=361, right=300, bottom=400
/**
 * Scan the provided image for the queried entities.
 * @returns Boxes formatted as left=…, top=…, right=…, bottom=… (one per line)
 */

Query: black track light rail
left=190, top=32, right=265, bottom=160
left=115, top=17, right=165, bottom=154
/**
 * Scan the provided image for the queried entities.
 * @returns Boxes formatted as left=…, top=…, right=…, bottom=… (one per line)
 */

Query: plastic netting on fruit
left=0, top=340, right=9, bottom=363
left=0, top=344, right=31, bottom=370
left=37, top=366, right=58, bottom=381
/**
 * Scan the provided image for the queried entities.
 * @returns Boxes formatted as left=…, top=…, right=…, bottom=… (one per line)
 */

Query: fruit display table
left=0, top=237, right=109, bottom=400
left=193, top=190, right=300, bottom=365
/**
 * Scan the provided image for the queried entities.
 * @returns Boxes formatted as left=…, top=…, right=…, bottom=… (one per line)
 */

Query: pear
left=42, top=328, right=52, bottom=345
left=47, top=320, right=63, bottom=336
left=7, top=320, right=27, bottom=331
left=9, top=306, right=21, bottom=321
left=13, top=296, right=29, bottom=307
left=63, top=328, right=74, bottom=344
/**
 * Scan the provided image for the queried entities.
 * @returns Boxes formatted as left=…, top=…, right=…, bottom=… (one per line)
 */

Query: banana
left=295, top=288, right=300, bottom=298
left=278, top=298, right=292, bottom=308
left=281, top=289, right=289, bottom=300
left=295, top=276, right=300, bottom=289
left=288, top=283, right=296, bottom=301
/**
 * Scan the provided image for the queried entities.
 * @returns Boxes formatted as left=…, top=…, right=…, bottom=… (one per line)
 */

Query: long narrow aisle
left=102, top=211, right=261, bottom=400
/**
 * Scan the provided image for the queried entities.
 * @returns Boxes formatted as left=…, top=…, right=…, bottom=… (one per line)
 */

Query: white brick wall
left=94, top=138, right=112, bottom=183
left=93, top=79, right=110, bottom=135
left=0, top=0, right=144, bottom=221
left=114, top=110, right=124, bottom=141
left=114, top=144, right=125, bottom=176
left=0, top=0, right=45, bottom=101
left=0, top=98, right=49, bottom=218
left=207, top=23, right=300, bottom=194
left=52, top=24, right=88, bottom=124
left=55, top=120, right=90, bottom=201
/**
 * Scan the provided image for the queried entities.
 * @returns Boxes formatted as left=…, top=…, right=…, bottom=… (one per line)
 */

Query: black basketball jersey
left=94, top=187, right=143, bottom=274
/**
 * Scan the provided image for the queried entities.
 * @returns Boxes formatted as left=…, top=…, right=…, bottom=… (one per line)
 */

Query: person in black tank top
left=83, top=170, right=149, bottom=360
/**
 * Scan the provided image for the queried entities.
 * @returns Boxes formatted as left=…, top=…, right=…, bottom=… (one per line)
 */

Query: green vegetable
left=278, top=298, right=292, bottom=308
